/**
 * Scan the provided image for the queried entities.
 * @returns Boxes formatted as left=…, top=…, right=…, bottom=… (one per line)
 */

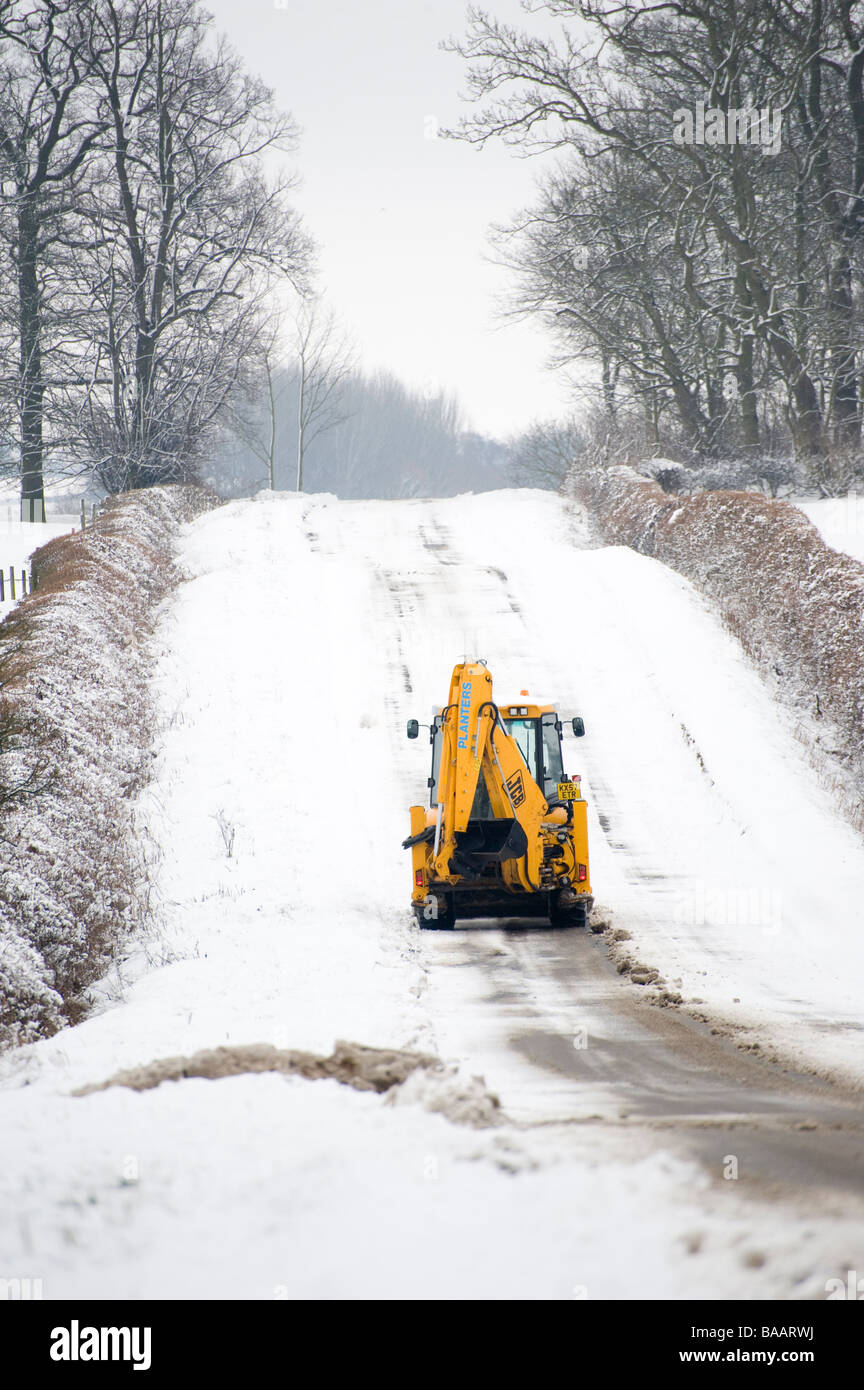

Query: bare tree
left=66, top=0, right=312, bottom=491
left=507, top=414, right=584, bottom=490
left=0, top=0, right=313, bottom=499
left=494, top=155, right=724, bottom=454
left=293, top=296, right=354, bottom=491
left=222, top=318, right=295, bottom=490
left=446, top=0, right=864, bottom=466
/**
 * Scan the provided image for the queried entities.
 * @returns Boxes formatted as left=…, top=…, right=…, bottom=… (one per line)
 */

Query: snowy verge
left=0, top=484, right=216, bottom=1048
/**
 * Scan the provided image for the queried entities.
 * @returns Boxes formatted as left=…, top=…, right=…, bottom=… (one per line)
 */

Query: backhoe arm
left=432, top=662, right=548, bottom=889
left=432, top=662, right=493, bottom=876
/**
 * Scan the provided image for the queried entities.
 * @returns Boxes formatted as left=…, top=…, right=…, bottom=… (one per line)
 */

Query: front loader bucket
left=452, top=817, right=528, bottom=875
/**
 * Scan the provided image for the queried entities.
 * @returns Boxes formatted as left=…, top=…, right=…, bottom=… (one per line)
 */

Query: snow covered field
left=795, top=495, right=864, bottom=566
left=0, top=514, right=79, bottom=615
left=0, top=476, right=98, bottom=613
left=2, top=488, right=863, bottom=1300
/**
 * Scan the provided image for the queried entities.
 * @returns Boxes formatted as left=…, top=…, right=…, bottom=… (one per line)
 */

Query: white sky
left=203, top=0, right=581, bottom=438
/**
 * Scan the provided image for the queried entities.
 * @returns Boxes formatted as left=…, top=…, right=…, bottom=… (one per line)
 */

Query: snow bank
left=0, top=485, right=214, bottom=1048
left=569, top=463, right=864, bottom=825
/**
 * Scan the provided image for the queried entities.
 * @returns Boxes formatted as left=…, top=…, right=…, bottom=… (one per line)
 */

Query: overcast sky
left=203, top=0, right=578, bottom=439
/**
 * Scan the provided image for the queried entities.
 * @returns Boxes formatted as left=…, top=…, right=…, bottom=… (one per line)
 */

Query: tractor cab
left=426, top=701, right=583, bottom=814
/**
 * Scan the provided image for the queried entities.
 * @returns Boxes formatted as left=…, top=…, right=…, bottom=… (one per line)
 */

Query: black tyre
left=548, top=896, right=588, bottom=930
left=413, top=894, right=456, bottom=930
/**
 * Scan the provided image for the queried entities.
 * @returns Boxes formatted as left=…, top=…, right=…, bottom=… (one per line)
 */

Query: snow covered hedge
left=0, top=485, right=216, bottom=1050
left=570, top=463, right=864, bottom=823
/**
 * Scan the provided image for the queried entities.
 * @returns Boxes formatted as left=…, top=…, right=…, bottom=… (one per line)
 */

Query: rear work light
left=577, top=864, right=587, bottom=883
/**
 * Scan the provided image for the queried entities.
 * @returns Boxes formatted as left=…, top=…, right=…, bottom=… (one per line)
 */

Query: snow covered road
left=2, top=487, right=864, bottom=1300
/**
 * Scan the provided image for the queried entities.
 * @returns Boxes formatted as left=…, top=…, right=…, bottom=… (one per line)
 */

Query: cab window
left=541, top=713, right=564, bottom=798
left=429, top=715, right=443, bottom=805
left=507, top=718, right=539, bottom=781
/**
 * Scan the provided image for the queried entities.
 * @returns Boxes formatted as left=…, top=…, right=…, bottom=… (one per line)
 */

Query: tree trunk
left=828, top=253, right=860, bottom=443
left=296, top=363, right=305, bottom=492
left=737, top=338, right=759, bottom=450
left=266, top=358, right=276, bottom=489
left=17, top=197, right=45, bottom=510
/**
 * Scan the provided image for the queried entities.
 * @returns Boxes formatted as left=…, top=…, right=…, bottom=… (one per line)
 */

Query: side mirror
left=406, top=719, right=419, bottom=739
left=572, top=717, right=585, bottom=737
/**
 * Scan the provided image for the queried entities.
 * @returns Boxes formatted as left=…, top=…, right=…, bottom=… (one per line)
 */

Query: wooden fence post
left=9, top=567, right=15, bottom=601
left=80, top=499, right=86, bottom=531
left=0, top=570, right=4, bottom=601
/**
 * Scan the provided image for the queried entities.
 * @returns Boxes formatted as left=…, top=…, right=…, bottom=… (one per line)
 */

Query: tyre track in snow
left=351, top=495, right=864, bottom=1212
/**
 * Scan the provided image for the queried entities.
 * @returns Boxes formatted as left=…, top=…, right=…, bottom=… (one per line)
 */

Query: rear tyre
left=413, top=894, right=456, bottom=930
left=548, top=896, right=588, bottom=930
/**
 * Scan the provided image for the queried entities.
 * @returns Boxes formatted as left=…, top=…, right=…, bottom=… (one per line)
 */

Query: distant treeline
left=214, top=366, right=510, bottom=500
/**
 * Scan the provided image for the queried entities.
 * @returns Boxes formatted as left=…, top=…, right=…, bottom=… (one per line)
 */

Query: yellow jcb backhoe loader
left=403, top=660, right=592, bottom=929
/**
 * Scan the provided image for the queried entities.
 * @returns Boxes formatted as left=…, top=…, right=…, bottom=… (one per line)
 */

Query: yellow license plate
left=557, top=781, right=580, bottom=801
